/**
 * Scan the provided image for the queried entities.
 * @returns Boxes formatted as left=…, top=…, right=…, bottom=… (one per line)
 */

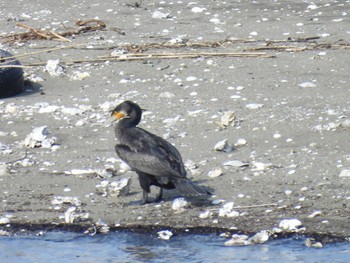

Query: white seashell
left=0, top=163, right=10, bottom=176
left=38, top=105, right=60, bottom=114
left=159, top=92, right=176, bottom=98
left=67, top=169, right=97, bottom=175
left=52, top=196, right=82, bottom=206
left=191, top=7, right=205, bottom=13
left=245, top=103, right=264, bottom=109
left=220, top=111, right=235, bottom=127
left=298, top=82, right=317, bottom=88
left=279, top=219, right=302, bottom=231
left=24, top=126, right=49, bottom=148
left=223, top=160, right=249, bottom=168
left=186, top=76, right=197, bottom=81
left=224, top=234, right=249, bottom=246
left=157, top=230, right=173, bottom=240
left=152, top=11, right=170, bottom=19
left=172, top=197, right=189, bottom=212
left=340, top=119, right=350, bottom=129
left=0, top=217, right=10, bottom=224
left=219, top=202, right=239, bottom=217
left=308, top=211, right=322, bottom=218
left=251, top=161, right=273, bottom=171
left=339, top=170, right=350, bottom=177
left=305, top=238, right=323, bottom=248
left=234, top=138, right=247, bottom=147
left=107, top=177, right=131, bottom=197
left=208, top=167, right=223, bottom=178
left=119, top=161, right=131, bottom=173
left=199, top=210, right=212, bottom=219
left=61, top=107, right=83, bottom=115
left=45, top=59, right=65, bottom=77
left=64, top=207, right=77, bottom=223
left=5, top=103, right=18, bottom=114
left=246, top=230, right=269, bottom=245
left=214, top=139, right=234, bottom=152
left=212, top=199, right=225, bottom=205
left=70, top=71, right=90, bottom=81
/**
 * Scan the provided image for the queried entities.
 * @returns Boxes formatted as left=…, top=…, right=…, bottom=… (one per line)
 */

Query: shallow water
left=0, top=231, right=349, bottom=263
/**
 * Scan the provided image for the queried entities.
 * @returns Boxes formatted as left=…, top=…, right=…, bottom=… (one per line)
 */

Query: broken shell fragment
left=224, top=234, right=249, bottom=246
left=157, top=230, right=173, bottom=240
left=214, top=139, right=234, bottom=152
left=96, top=177, right=131, bottom=197
left=219, top=111, right=235, bottom=127
left=208, top=167, right=223, bottom=178
left=172, top=197, right=189, bottom=212
left=279, top=219, right=303, bottom=232
left=223, top=160, right=249, bottom=168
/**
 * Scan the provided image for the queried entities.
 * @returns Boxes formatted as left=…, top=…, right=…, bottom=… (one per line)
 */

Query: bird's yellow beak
left=111, top=111, right=126, bottom=122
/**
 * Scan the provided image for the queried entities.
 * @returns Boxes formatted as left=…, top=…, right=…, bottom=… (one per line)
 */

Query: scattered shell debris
left=61, top=206, right=89, bottom=224
left=45, top=59, right=65, bottom=77
left=84, top=219, right=110, bottom=235
left=157, top=230, right=173, bottom=240
left=224, top=230, right=270, bottom=246
left=95, top=177, right=131, bottom=197
left=278, top=219, right=304, bottom=232
left=218, top=202, right=240, bottom=218
left=23, top=126, right=57, bottom=149
left=172, top=197, right=189, bottom=212
left=51, top=196, right=82, bottom=207
left=305, top=238, right=323, bottom=248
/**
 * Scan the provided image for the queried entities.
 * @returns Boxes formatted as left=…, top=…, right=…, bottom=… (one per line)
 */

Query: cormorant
left=111, top=100, right=211, bottom=204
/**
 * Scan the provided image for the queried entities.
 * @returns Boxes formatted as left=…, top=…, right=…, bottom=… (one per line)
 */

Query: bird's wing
left=115, top=127, right=187, bottom=178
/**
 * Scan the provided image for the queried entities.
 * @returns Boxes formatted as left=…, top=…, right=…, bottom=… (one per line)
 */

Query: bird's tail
left=174, top=179, right=211, bottom=197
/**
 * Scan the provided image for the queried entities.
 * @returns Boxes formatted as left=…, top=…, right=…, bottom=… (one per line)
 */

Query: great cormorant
left=111, top=100, right=211, bottom=204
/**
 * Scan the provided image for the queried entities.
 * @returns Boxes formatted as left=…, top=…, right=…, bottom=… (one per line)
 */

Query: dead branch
left=0, top=19, right=106, bottom=44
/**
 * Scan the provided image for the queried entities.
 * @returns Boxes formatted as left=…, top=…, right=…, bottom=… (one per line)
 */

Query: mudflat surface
left=0, top=1, right=349, bottom=241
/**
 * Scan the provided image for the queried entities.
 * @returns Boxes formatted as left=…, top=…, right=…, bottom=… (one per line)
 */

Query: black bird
left=111, top=100, right=211, bottom=204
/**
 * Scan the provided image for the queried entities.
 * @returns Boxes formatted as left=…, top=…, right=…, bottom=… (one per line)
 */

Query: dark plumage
left=111, top=100, right=211, bottom=204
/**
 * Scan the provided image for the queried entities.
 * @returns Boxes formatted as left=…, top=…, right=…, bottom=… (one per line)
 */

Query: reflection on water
left=0, top=231, right=349, bottom=263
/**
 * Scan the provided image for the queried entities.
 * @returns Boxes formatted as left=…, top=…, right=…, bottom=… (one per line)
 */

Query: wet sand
left=0, top=1, right=349, bottom=242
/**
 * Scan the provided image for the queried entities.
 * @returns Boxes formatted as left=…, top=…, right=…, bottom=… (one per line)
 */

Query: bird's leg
left=154, top=187, right=163, bottom=202
left=141, top=190, right=150, bottom=205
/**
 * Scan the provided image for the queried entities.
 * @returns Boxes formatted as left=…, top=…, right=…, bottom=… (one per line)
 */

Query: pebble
left=191, top=7, right=205, bottom=13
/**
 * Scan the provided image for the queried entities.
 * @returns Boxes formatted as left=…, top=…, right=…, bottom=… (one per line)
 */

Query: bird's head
left=110, top=100, right=142, bottom=127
